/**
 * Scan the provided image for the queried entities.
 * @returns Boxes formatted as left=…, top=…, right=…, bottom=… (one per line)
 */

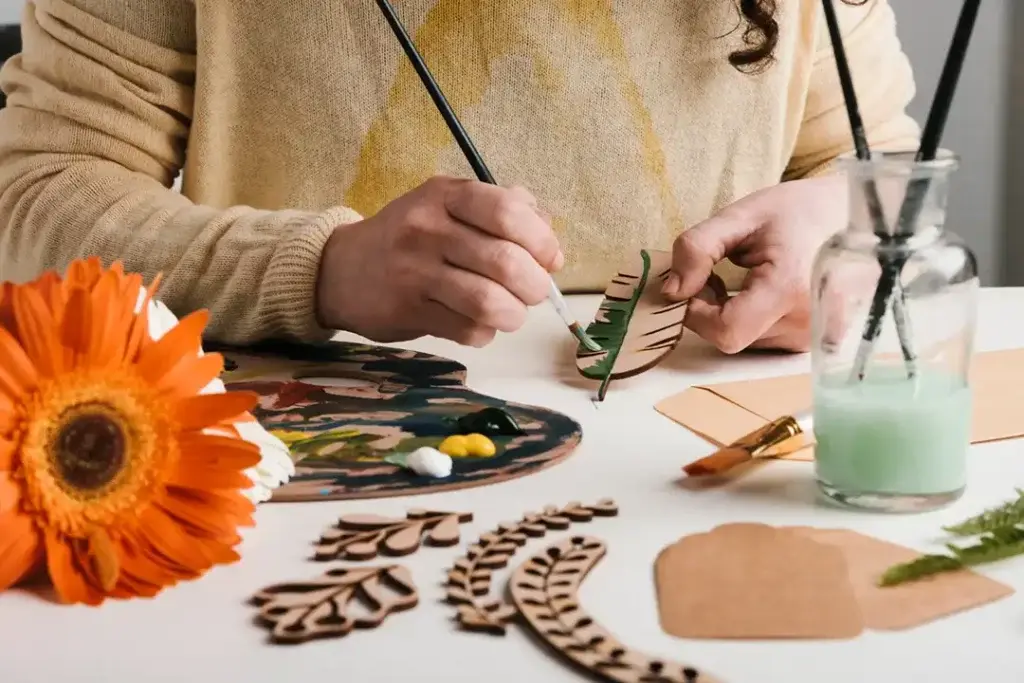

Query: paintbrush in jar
left=374, top=0, right=602, bottom=353
left=682, top=411, right=814, bottom=477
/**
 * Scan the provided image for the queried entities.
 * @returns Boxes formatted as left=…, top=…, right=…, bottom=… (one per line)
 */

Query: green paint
left=453, top=407, right=524, bottom=436
left=813, top=368, right=972, bottom=497
left=578, top=249, right=652, bottom=400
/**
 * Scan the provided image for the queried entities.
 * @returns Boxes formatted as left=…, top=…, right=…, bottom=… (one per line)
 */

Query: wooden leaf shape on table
left=251, top=566, right=418, bottom=644
left=445, top=499, right=619, bottom=635
left=314, top=509, right=473, bottom=561
left=576, top=250, right=690, bottom=401
left=510, top=536, right=720, bottom=683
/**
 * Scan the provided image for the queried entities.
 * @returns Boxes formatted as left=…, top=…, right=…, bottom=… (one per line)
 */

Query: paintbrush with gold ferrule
left=682, top=411, right=814, bottom=477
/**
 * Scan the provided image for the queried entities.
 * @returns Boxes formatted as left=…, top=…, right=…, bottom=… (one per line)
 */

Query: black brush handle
left=822, top=0, right=917, bottom=373
left=852, top=0, right=981, bottom=377
left=374, top=0, right=495, bottom=185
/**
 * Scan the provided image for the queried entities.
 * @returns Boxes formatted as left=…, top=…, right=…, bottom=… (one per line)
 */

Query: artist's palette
left=213, top=341, right=582, bottom=502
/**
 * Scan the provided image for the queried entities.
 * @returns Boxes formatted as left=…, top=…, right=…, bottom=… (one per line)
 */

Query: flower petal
left=155, top=353, right=224, bottom=400
left=0, top=511, right=41, bottom=591
left=11, top=285, right=66, bottom=378
left=116, top=531, right=177, bottom=591
left=0, top=437, right=17, bottom=472
left=60, top=287, right=92, bottom=360
left=157, top=489, right=252, bottom=542
left=167, top=461, right=255, bottom=491
left=178, top=432, right=263, bottom=470
left=135, top=309, right=209, bottom=384
left=0, top=325, right=39, bottom=399
left=44, top=529, right=104, bottom=605
left=0, top=471, right=20, bottom=514
left=174, top=391, right=258, bottom=431
left=136, top=507, right=216, bottom=575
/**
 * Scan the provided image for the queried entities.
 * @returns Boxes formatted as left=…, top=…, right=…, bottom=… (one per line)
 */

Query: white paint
left=406, top=446, right=453, bottom=478
left=3, top=292, right=1024, bottom=682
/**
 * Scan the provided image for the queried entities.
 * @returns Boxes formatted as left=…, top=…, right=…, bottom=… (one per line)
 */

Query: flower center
left=52, top=408, right=126, bottom=491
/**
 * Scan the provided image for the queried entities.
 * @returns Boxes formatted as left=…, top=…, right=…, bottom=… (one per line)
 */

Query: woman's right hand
left=315, top=176, right=563, bottom=346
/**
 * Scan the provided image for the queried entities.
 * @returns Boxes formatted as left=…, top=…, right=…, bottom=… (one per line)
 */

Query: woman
left=0, top=0, right=918, bottom=351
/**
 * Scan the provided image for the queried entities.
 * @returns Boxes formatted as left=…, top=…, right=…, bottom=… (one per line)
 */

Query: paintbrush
left=374, top=0, right=602, bottom=353
left=682, top=411, right=813, bottom=477
left=849, top=0, right=981, bottom=381
left=820, top=0, right=918, bottom=380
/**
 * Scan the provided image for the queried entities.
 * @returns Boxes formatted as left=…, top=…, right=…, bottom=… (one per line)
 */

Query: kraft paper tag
left=654, top=523, right=864, bottom=639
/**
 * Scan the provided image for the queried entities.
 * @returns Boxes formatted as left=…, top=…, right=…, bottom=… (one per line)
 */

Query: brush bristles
left=682, top=447, right=753, bottom=477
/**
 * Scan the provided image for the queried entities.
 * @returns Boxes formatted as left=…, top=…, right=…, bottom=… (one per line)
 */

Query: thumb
left=663, top=211, right=762, bottom=300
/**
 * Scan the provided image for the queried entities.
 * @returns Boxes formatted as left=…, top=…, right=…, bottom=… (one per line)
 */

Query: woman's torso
left=183, top=0, right=820, bottom=290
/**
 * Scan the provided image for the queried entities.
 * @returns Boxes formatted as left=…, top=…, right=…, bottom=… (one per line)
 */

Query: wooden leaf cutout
left=445, top=499, right=619, bottom=636
left=576, top=250, right=689, bottom=401
left=427, top=514, right=463, bottom=546
left=314, top=510, right=472, bottom=561
left=251, top=565, right=418, bottom=644
left=510, top=537, right=721, bottom=683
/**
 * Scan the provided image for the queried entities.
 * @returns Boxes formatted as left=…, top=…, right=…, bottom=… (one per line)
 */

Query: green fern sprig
left=880, top=525, right=1024, bottom=587
left=942, top=488, right=1024, bottom=536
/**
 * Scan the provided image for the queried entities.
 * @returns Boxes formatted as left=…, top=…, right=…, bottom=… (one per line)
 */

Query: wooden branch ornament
left=510, top=536, right=720, bottom=683
left=576, top=250, right=690, bottom=400
left=314, top=509, right=473, bottom=561
left=445, top=499, right=618, bottom=635
left=252, top=565, right=418, bottom=644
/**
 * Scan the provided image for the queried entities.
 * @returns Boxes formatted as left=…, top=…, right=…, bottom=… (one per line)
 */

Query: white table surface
left=4, top=289, right=1024, bottom=682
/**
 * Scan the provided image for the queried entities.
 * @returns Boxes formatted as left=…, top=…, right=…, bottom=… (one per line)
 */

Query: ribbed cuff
left=261, top=206, right=363, bottom=343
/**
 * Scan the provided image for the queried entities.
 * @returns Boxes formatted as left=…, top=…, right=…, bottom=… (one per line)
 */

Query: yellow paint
left=439, top=433, right=496, bottom=457
left=464, top=433, right=497, bottom=457
left=345, top=0, right=683, bottom=235
left=438, top=434, right=470, bottom=457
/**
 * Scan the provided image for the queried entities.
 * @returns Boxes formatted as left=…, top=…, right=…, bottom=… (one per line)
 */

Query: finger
left=440, top=219, right=550, bottom=307
left=418, top=300, right=497, bottom=348
left=665, top=212, right=764, bottom=300
left=684, top=270, right=790, bottom=354
left=444, top=182, right=563, bottom=272
left=747, top=319, right=812, bottom=353
left=429, top=265, right=528, bottom=334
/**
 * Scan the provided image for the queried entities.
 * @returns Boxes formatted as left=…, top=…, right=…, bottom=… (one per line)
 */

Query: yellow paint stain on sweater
left=346, top=0, right=680, bottom=232
left=345, top=0, right=531, bottom=215
left=560, top=0, right=684, bottom=232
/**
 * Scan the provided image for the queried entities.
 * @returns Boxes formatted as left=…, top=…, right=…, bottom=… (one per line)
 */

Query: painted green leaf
left=575, top=249, right=690, bottom=400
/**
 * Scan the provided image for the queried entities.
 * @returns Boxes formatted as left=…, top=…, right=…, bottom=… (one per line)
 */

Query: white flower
left=406, top=447, right=452, bottom=478
left=134, top=291, right=294, bottom=503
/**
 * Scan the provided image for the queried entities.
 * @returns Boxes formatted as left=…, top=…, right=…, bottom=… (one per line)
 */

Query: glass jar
left=810, top=150, right=978, bottom=513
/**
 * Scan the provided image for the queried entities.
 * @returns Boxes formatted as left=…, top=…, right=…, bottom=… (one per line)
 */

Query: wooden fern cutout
left=251, top=566, right=418, bottom=643
left=445, top=499, right=618, bottom=635
left=576, top=250, right=691, bottom=401
left=510, top=536, right=721, bottom=683
left=314, top=509, right=473, bottom=561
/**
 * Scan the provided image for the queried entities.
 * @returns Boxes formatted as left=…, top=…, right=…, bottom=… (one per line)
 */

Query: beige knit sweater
left=0, top=0, right=918, bottom=344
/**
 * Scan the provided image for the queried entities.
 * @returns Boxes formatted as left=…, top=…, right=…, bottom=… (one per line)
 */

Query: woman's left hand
left=662, top=174, right=848, bottom=353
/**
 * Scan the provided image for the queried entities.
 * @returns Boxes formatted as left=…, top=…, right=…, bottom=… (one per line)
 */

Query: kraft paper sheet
left=655, top=348, right=1024, bottom=462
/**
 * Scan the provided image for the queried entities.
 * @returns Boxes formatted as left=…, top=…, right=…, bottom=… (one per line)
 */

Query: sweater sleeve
left=0, top=0, right=362, bottom=345
left=784, top=0, right=922, bottom=180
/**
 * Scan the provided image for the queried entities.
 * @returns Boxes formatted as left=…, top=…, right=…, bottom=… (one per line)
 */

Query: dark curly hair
left=730, top=0, right=870, bottom=73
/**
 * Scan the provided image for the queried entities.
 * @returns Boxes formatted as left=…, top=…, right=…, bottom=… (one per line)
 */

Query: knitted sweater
left=0, top=0, right=919, bottom=344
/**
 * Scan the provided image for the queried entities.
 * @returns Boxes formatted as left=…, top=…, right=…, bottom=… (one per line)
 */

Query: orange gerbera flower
left=0, top=258, right=260, bottom=605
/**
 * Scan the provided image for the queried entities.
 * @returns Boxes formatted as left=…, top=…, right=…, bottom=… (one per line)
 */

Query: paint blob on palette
left=211, top=340, right=582, bottom=501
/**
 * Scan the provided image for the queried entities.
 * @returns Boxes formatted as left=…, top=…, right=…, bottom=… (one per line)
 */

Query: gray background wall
left=889, top=0, right=1012, bottom=286
left=0, top=1, right=1013, bottom=284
